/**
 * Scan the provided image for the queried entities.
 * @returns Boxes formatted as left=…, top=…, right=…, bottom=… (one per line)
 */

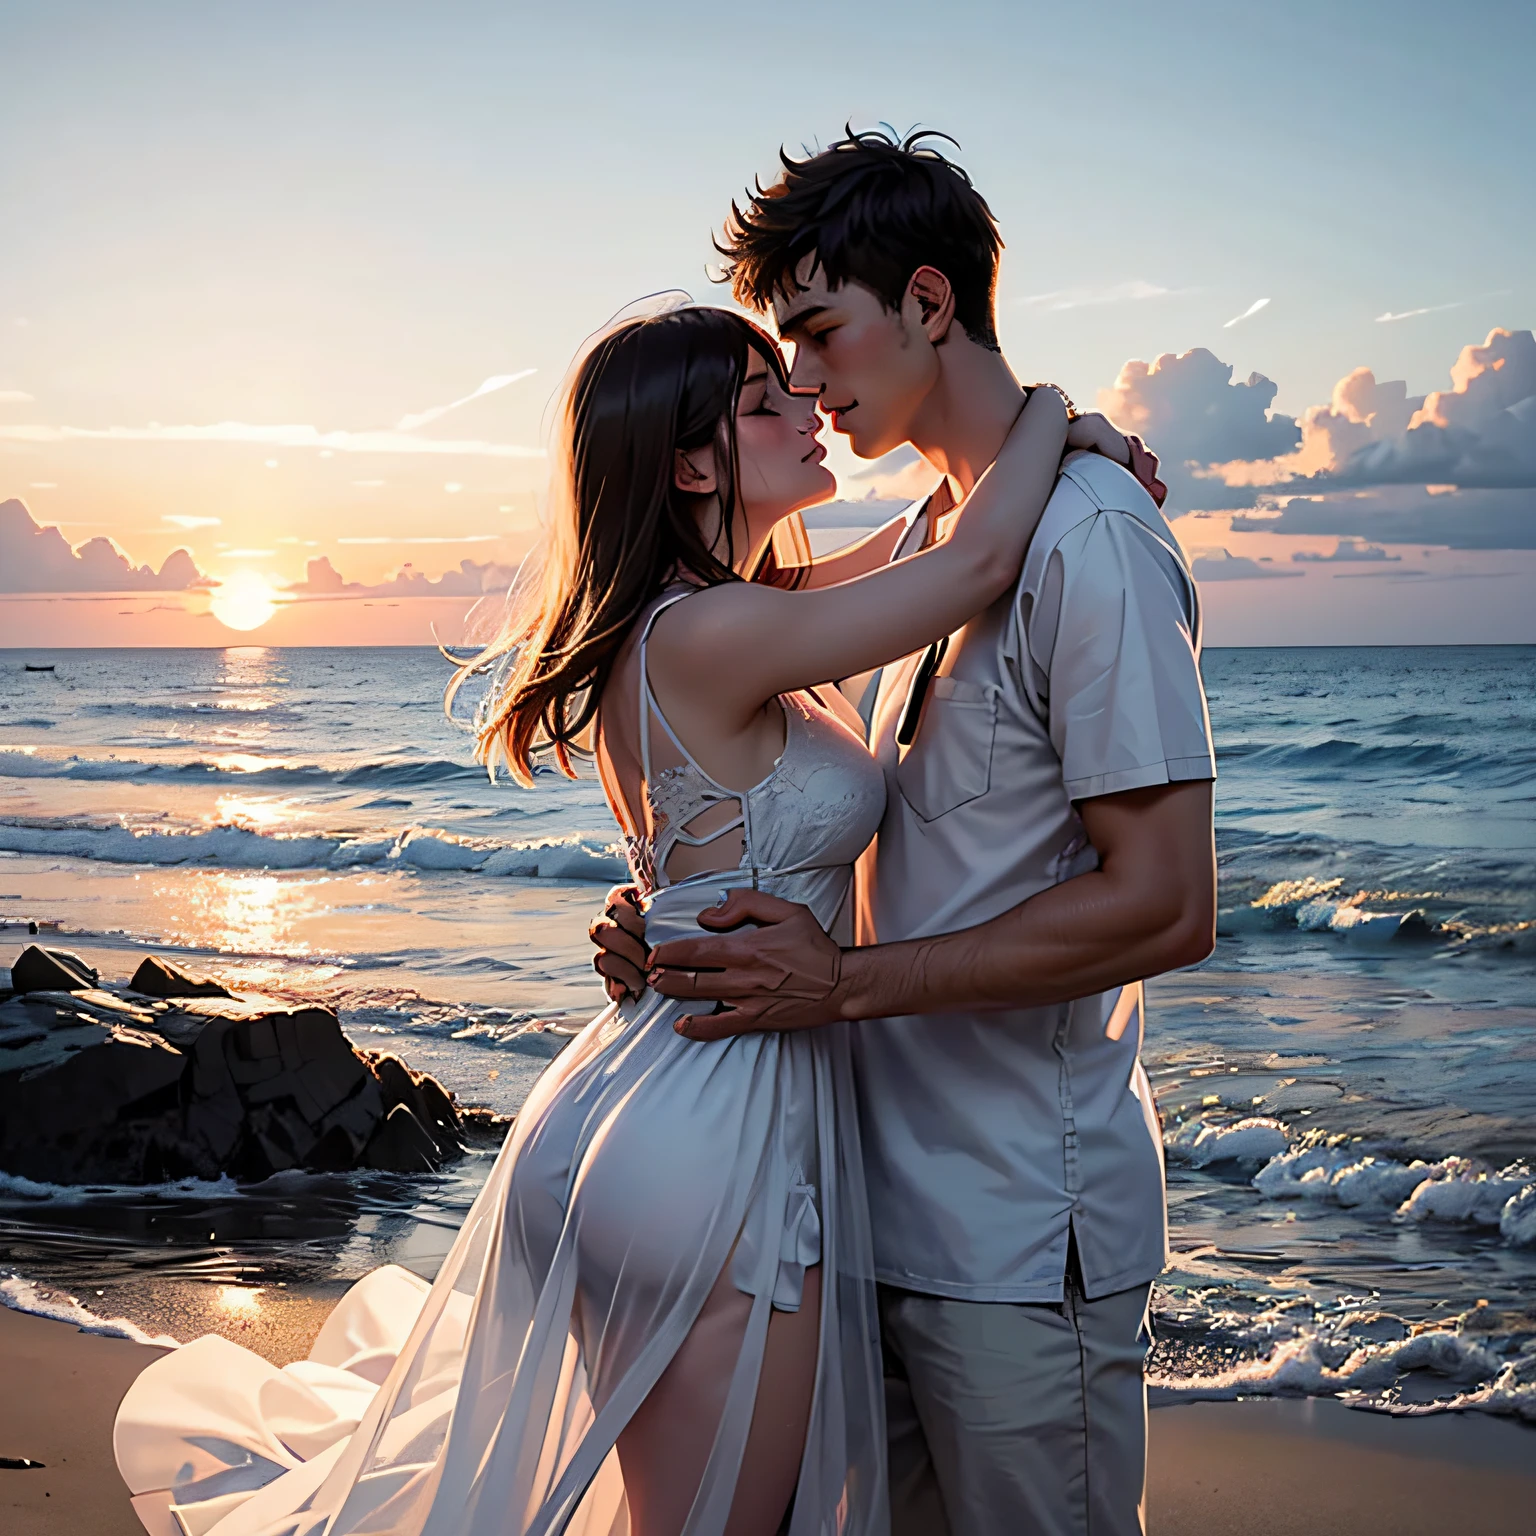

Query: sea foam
left=0, top=819, right=626, bottom=882
left=1, top=1272, right=180, bottom=1348
left=1170, top=1113, right=1536, bottom=1242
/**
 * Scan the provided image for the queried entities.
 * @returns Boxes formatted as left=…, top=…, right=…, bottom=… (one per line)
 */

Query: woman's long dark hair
left=458, top=306, right=791, bottom=786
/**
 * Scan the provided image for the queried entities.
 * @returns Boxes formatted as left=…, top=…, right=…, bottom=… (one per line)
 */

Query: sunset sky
left=2, top=1, right=1532, bottom=648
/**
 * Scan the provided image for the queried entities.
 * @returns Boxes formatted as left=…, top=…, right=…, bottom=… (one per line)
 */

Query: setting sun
left=209, top=569, right=279, bottom=631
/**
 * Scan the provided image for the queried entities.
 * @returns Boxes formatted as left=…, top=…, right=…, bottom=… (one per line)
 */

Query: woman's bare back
left=597, top=586, right=869, bottom=889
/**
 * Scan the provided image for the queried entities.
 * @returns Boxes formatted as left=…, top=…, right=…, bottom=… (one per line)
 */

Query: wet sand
left=0, top=1306, right=168, bottom=1536
left=1147, top=1398, right=1536, bottom=1534
left=5, top=1305, right=1534, bottom=1536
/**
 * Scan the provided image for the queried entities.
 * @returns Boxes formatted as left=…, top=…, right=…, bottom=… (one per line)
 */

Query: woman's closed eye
left=737, top=375, right=772, bottom=415
left=740, top=380, right=782, bottom=418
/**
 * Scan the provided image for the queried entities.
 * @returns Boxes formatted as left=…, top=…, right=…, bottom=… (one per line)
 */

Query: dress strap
left=636, top=587, right=711, bottom=786
left=634, top=585, right=776, bottom=891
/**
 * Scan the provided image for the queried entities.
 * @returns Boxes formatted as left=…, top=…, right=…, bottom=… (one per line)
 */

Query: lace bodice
left=618, top=590, right=887, bottom=945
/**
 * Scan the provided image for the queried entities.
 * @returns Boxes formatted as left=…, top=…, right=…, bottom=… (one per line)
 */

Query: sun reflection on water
left=175, top=871, right=319, bottom=956
left=210, top=794, right=299, bottom=830
left=216, top=1285, right=264, bottom=1317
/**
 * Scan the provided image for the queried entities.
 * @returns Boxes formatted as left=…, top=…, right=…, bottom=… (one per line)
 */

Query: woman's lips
left=802, top=440, right=827, bottom=464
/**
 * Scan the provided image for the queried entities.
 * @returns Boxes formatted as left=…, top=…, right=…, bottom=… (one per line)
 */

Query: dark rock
left=128, top=956, right=234, bottom=1000
left=459, top=1104, right=515, bottom=1149
left=359, top=1049, right=464, bottom=1164
left=166, top=996, right=386, bottom=1180
left=363, top=1103, right=443, bottom=1173
left=0, top=950, right=468, bottom=1185
left=11, top=945, right=99, bottom=994
left=0, top=993, right=188, bottom=1184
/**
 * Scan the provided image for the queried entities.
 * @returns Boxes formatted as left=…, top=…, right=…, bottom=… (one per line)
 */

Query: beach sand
left=1, top=1306, right=169, bottom=1536
left=1147, top=1399, right=1536, bottom=1534
left=4, top=1307, right=1534, bottom=1536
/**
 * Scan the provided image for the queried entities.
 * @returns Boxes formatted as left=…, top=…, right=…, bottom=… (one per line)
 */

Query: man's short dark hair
left=717, top=126, right=1004, bottom=351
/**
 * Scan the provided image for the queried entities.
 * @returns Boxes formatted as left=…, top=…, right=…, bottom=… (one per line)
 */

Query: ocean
left=2, top=643, right=1534, bottom=1423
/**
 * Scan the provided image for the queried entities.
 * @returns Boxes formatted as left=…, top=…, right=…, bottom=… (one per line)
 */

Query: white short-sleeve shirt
left=851, top=452, right=1215, bottom=1302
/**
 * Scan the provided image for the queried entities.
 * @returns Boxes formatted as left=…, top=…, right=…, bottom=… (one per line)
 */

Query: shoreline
left=3, top=1307, right=1534, bottom=1536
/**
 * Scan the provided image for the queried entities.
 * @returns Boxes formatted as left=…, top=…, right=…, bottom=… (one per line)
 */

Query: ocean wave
left=1150, top=1314, right=1536, bottom=1421
left=0, top=748, right=490, bottom=790
left=1240, top=738, right=1472, bottom=774
left=1219, top=877, right=1443, bottom=945
left=81, top=700, right=302, bottom=722
left=1, top=1271, right=180, bottom=1347
left=1164, top=1116, right=1290, bottom=1167
left=1221, top=732, right=1536, bottom=785
left=1147, top=1277, right=1536, bottom=1423
left=0, top=1170, right=242, bottom=1204
left=0, top=817, right=626, bottom=882
left=1167, top=1112, right=1536, bottom=1245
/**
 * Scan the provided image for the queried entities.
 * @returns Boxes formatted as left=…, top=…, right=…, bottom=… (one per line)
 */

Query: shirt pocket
left=896, top=677, right=998, bottom=823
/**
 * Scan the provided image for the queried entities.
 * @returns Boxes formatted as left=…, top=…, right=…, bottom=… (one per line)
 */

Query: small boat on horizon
left=23, top=663, right=56, bottom=672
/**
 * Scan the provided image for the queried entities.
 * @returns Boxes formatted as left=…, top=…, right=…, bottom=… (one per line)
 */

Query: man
left=593, top=128, right=1216, bottom=1535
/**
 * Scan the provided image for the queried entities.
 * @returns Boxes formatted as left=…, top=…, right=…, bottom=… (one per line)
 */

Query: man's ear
left=673, top=444, right=718, bottom=495
left=907, top=267, right=956, bottom=343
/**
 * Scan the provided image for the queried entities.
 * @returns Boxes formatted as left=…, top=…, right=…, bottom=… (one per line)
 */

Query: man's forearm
left=651, top=783, right=1216, bottom=1041
left=834, top=782, right=1217, bottom=1022
left=834, top=868, right=1208, bottom=1021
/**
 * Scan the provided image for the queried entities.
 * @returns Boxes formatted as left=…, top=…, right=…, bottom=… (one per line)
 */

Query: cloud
left=1231, top=485, right=1536, bottom=549
left=1248, top=329, right=1535, bottom=492
left=0, top=497, right=212, bottom=593
left=335, top=534, right=500, bottom=546
left=163, top=514, right=221, bottom=530
left=1223, top=298, right=1270, bottom=328
left=1376, top=301, right=1466, bottom=323
left=1098, top=348, right=1301, bottom=509
left=1291, top=540, right=1400, bottom=563
left=394, top=371, right=536, bottom=432
left=1191, top=548, right=1302, bottom=581
left=1304, top=331, right=1536, bottom=491
left=286, top=554, right=518, bottom=599
left=1207, top=328, right=1536, bottom=548
left=1374, top=290, right=1509, bottom=324
left=1019, top=280, right=1183, bottom=312
left=0, top=420, right=543, bottom=459
left=0, top=390, right=33, bottom=404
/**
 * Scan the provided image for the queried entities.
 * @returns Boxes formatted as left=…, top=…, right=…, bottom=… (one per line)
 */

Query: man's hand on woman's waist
left=643, top=780, right=1215, bottom=1042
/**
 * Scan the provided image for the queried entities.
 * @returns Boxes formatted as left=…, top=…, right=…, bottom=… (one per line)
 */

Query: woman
left=115, top=300, right=1125, bottom=1536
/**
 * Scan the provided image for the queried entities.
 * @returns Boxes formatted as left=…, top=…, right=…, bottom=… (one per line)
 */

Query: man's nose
left=787, top=349, right=823, bottom=393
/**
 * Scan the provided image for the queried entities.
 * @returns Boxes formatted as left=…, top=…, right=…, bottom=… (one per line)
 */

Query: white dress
left=115, top=591, right=891, bottom=1536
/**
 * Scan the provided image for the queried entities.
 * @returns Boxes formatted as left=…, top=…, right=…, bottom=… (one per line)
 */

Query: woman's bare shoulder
left=645, top=581, right=779, bottom=669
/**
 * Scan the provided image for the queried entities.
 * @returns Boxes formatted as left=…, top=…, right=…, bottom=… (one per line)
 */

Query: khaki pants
left=881, top=1272, right=1151, bottom=1536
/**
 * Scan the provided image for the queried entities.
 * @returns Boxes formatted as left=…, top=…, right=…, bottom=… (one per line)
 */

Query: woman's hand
left=1062, top=410, right=1169, bottom=508
left=589, top=884, right=647, bottom=1002
left=1065, top=410, right=1131, bottom=466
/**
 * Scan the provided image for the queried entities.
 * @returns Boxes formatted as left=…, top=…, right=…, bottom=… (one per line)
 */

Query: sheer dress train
left=115, top=591, right=891, bottom=1536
